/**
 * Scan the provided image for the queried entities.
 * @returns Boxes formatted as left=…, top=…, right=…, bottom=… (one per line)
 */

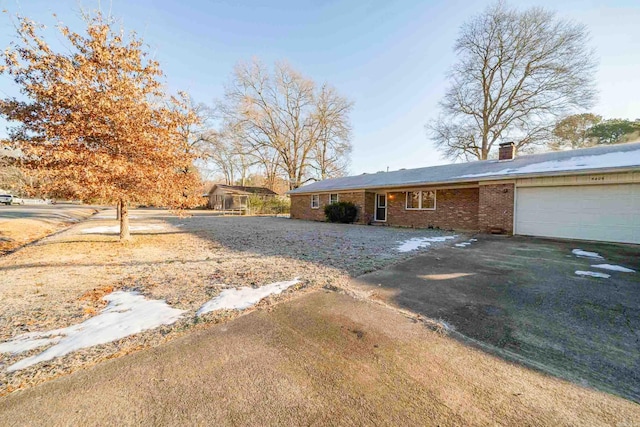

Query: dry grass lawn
left=0, top=206, right=97, bottom=254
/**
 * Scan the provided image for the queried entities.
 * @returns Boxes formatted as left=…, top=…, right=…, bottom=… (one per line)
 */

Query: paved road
left=0, top=204, right=100, bottom=220
left=353, top=235, right=640, bottom=402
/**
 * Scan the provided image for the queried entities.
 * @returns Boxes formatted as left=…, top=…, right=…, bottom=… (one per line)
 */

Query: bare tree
left=219, top=59, right=353, bottom=189
left=176, top=96, right=214, bottom=159
left=427, top=1, right=597, bottom=160
left=201, top=124, right=258, bottom=186
left=253, top=144, right=281, bottom=190
left=203, top=130, right=237, bottom=185
left=311, top=84, right=352, bottom=179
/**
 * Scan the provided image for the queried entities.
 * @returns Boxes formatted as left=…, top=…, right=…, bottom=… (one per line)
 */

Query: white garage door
left=515, top=184, right=640, bottom=244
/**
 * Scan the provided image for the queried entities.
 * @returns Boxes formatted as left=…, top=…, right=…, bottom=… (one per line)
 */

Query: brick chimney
left=498, top=142, right=515, bottom=161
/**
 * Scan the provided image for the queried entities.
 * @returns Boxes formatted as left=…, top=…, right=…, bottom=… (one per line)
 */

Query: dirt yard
left=0, top=209, right=463, bottom=394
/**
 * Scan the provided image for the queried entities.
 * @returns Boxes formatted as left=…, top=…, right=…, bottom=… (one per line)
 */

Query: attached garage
left=515, top=183, right=640, bottom=244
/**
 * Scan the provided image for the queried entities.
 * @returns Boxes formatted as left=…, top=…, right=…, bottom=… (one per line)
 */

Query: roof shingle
left=289, top=142, right=640, bottom=194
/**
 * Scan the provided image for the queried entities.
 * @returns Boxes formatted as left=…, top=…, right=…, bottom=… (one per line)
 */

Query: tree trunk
left=119, top=199, right=130, bottom=241
left=481, top=136, right=489, bottom=160
left=116, top=202, right=121, bottom=220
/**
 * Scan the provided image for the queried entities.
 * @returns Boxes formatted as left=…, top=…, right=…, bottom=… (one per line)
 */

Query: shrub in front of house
left=324, top=201, right=358, bottom=223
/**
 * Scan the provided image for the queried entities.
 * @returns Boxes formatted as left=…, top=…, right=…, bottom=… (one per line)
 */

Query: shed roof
left=288, top=142, right=640, bottom=194
left=209, top=184, right=278, bottom=196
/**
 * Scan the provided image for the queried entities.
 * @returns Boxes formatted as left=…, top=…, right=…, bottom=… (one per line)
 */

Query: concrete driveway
left=352, top=235, right=640, bottom=402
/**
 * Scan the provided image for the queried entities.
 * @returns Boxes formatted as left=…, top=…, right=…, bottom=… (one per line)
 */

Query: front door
left=375, top=193, right=387, bottom=222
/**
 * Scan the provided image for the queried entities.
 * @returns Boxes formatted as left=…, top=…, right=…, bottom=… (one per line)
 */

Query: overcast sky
left=0, top=0, right=638, bottom=175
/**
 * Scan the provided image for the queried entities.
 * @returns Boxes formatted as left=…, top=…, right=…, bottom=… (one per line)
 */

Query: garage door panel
left=515, top=184, right=640, bottom=244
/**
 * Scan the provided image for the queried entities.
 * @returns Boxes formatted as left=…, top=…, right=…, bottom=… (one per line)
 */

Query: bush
left=266, top=196, right=290, bottom=214
left=247, top=194, right=290, bottom=215
left=324, top=201, right=358, bottom=223
left=247, top=194, right=265, bottom=212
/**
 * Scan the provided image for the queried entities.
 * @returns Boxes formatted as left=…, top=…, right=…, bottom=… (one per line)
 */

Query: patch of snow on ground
left=197, top=279, right=301, bottom=316
left=454, top=238, right=477, bottom=248
left=0, top=337, right=63, bottom=354
left=396, top=236, right=457, bottom=252
left=591, top=264, right=635, bottom=273
left=81, top=224, right=165, bottom=234
left=575, top=270, right=611, bottom=279
left=572, top=249, right=604, bottom=259
left=0, top=291, right=184, bottom=372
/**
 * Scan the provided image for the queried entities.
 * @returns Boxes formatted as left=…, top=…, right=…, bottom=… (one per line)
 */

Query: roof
left=288, top=142, right=640, bottom=194
left=209, top=184, right=278, bottom=196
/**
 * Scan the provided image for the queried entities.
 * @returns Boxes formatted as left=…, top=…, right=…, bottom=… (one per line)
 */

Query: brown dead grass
left=78, top=285, right=115, bottom=303
left=0, top=218, right=57, bottom=253
left=0, top=207, right=97, bottom=254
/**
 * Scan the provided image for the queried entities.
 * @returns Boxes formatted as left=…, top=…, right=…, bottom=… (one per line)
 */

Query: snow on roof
left=289, top=142, right=640, bottom=194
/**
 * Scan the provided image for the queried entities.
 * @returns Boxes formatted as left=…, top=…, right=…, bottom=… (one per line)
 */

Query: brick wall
left=362, top=192, right=376, bottom=225
left=290, top=194, right=325, bottom=221
left=478, top=183, right=514, bottom=234
left=385, top=187, right=479, bottom=231
left=290, top=192, right=369, bottom=223
left=291, top=184, right=515, bottom=234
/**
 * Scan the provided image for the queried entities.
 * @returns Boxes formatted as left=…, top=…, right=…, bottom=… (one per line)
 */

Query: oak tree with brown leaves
left=0, top=12, right=201, bottom=240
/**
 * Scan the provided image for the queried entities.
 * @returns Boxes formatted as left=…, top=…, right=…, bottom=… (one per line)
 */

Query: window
left=406, top=190, right=436, bottom=210
left=329, top=193, right=339, bottom=204
left=421, top=191, right=436, bottom=209
left=311, top=194, right=320, bottom=209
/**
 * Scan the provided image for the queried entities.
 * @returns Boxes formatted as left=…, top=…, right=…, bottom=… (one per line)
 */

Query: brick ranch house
left=288, top=142, right=640, bottom=245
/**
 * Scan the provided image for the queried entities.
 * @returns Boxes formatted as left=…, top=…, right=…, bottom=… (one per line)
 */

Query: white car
left=0, top=194, right=24, bottom=205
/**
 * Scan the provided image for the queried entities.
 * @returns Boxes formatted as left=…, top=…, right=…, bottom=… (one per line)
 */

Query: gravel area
left=177, top=213, right=466, bottom=276
left=0, top=209, right=468, bottom=394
